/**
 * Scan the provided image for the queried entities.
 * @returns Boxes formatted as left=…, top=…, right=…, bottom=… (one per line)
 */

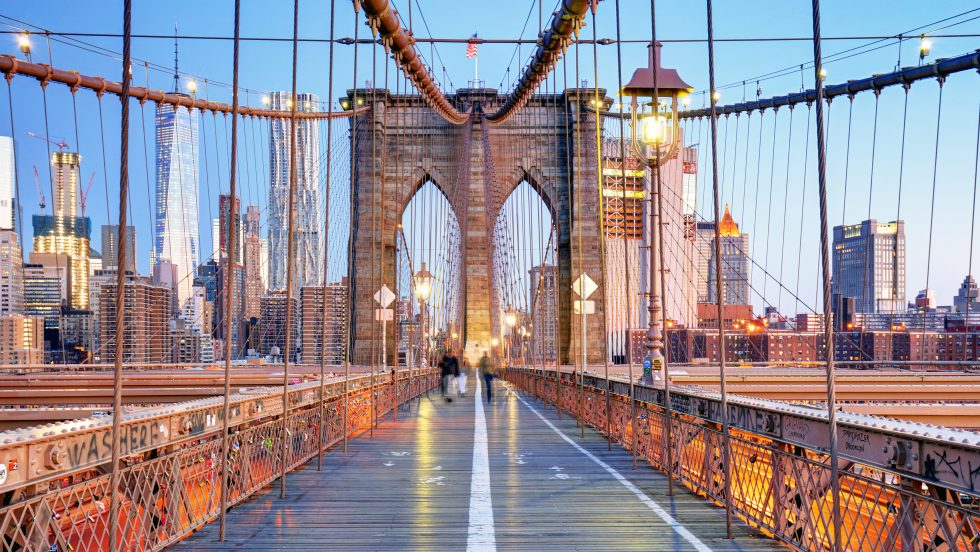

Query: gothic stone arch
left=349, top=88, right=607, bottom=366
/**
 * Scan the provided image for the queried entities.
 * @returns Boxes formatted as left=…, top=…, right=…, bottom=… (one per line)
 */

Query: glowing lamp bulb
left=413, top=263, right=433, bottom=302
left=261, top=95, right=271, bottom=106
left=640, top=114, right=668, bottom=146
left=491, top=338, right=500, bottom=347
left=17, top=33, right=30, bottom=55
left=186, top=79, right=198, bottom=94
left=681, top=96, right=691, bottom=107
left=505, top=311, right=518, bottom=328
left=712, top=90, right=721, bottom=102
left=919, top=36, right=932, bottom=58
left=818, top=68, right=827, bottom=80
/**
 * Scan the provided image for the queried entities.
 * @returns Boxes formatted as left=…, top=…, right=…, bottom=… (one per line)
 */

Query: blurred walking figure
left=456, top=357, right=468, bottom=398
left=439, top=354, right=453, bottom=402
left=449, top=353, right=461, bottom=397
left=479, top=351, right=496, bottom=403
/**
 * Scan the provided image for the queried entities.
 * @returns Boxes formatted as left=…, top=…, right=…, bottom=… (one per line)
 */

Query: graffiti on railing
left=0, top=369, right=438, bottom=552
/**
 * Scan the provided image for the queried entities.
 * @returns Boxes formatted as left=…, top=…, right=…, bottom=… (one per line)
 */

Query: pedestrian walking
left=457, top=358, right=468, bottom=398
left=439, top=354, right=453, bottom=402
left=451, top=353, right=462, bottom=397
left=479, top=351, right=496, bottom=403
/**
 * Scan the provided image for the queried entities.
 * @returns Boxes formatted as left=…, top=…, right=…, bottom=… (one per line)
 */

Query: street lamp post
left=622, top=41, right=692, bottom=485
left=504, top=308, right=518, bottom=367
left=414, top=263, right=433, bottom=369
left=622, top=42, right=692, bottom=385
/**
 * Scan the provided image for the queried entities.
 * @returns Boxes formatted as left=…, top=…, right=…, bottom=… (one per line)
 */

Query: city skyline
left=1, top=2, right=978, bottom=306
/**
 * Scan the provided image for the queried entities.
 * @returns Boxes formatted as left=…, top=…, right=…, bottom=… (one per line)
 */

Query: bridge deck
left=175, top=378, right=779, bottom=551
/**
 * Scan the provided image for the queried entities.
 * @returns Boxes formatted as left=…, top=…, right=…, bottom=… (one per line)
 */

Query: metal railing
left=506, top=367, right=980, bottom=551
left=0, top=368, right=437, bottom=551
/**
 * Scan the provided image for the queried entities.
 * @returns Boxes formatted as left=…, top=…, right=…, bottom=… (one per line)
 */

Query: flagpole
left=475, top=54, right=479, bottom=84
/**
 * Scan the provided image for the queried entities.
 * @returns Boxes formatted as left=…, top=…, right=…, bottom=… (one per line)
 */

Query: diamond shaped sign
left=571, top=273, right=597, bottom=299
left=374, top=284, right=396, bottom=308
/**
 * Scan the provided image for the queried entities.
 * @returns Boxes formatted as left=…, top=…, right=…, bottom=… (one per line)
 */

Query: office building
left=0, top=136, right=16, bottom=231
left=215, top=262, right=246, bottom=358
left=268, top=91, right=322, bottom=292
left=0, top=230, right=23, bottom=315
left=88, top=267, right=126, bottom=360
left=601, top=138, right=645, bottom=362
left=24, top=257, right=68, bottom=332
left=155, top=94, right=200, bottom=308
left=32, top=152, right=91, bottom=309
left=99, top=275, right=172, bottom=363
left=243, top=205, right=265, bottom=320
left=299, top=280, right=348, bottom=365
left=954, top=275, right=978, bottom=314
left=0, top=314, right=43, bottom=364
left=218, top=194, right=241, bottom=263
left=260, top=290, right=299, bottom=360
left=101, top=224, right=136, bottom=273
left=696, top=205, right=750, bottom=307
left=243, top=235, right=264, bottom=320
left=528, top=263, right=558, bottom=363
left=832, top=219, right=905, bottom=313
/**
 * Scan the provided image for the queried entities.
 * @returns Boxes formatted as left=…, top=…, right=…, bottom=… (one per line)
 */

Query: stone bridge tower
left=348, top=87, right=608, bottom=366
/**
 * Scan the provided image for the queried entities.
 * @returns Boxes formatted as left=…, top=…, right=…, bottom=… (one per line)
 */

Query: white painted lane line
left=513, top=391, right=713, bottom=552
left=467, top=377, right=496, bottom=551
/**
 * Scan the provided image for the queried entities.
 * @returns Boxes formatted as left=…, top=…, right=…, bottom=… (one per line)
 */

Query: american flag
left=466, top=34, right=478, bottom=59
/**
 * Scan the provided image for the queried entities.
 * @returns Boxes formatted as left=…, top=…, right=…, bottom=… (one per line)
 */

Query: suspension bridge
left=0, top=0, right=979, bottom=550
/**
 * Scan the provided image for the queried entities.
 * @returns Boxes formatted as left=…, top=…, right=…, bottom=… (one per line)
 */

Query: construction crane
left=32, top=165, right=46, bottom=211
left=25, top=131, right=69, bottom=151
left=80, top=172, right=95, bottom=217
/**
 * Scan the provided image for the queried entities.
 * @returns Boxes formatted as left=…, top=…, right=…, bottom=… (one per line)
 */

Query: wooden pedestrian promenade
left=174, top=378, right=780, bottom=551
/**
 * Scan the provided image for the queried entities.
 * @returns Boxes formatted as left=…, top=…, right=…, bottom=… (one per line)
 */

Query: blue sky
left=1, top=1, right=979, bottom=313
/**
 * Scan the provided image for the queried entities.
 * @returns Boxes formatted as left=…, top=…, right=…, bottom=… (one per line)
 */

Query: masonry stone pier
left=348, top=88, right=609, bottom=367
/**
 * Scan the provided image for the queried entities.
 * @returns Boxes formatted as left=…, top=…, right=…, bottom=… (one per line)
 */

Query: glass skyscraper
left=32, top=152, right=91, bottom=310
left=155, top=100, right=200, bottom=307
left=267, top=91, right=322, bottom=292
left=832, top=219, right=906, bottom=314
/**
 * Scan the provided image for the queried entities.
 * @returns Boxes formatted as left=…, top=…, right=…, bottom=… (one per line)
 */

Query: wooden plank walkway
left=174, top=376, right=781, bottom=551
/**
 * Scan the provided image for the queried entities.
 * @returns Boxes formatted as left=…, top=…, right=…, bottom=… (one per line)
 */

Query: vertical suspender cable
left=704, top=0, right=733, bottom=539
left=344, top=3, right=361, bottom=453
left=369, top=27, right=378, bottom=434
left=616, top=0, right=644, bottom=472
left=107, top=1, right=132, bottom=550
left=573, top=38, right=585, bottom=437
left=588, top=6, right=613, bottom=451
left=318, top=0, right=337, bottom=470
left=279, top=0, right=300, bottom=500
left=921, top=81, right=945, bottom=364
left=965, top=96, right=980, bottom=359
left=384, top=46, right=397, bottom=420
left=218, top=0, right=242, bottom=539
left=808, top=1, right=839, bottom=550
